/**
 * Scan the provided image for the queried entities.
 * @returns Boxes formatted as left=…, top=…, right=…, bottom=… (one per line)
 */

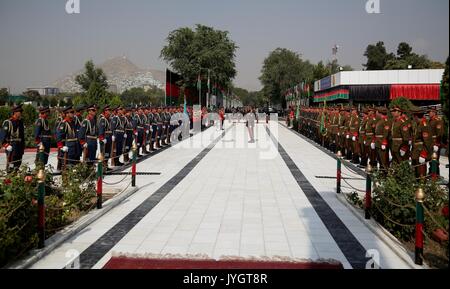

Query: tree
left=259, top=48, right=314, bottom=107
left=160, top=24, right=238, bottom=96
left=86, top=82, right=107, bottom=105
left=120, top=86, right=165, bottom=106
left=49, top=97, right=58, bottom=107
left=75, top=60, right=108, bottom=91
left=109, top=94, right=123, bottom=107
left=22, top=104, right=38, bottom=126
left=397, top=42, right=413, bottom=60
left=363, top=41, right=394, bottom=70
left=365, top=41, right=435, bottom=70
left=0, top=88, right=8, bottom=106
left=313, top=61, right=330, bottom=81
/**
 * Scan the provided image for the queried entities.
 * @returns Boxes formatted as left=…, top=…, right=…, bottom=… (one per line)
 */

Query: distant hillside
left=53, top=56, right=165, bottom=93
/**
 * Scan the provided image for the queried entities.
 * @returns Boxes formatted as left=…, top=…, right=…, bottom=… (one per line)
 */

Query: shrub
left=371, top=162, right=449, bottom=245
left=0, top=163, right=96, bottom=266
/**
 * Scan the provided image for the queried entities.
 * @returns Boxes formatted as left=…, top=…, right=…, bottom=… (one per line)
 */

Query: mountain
left=53, top=56, right=165, bottom=93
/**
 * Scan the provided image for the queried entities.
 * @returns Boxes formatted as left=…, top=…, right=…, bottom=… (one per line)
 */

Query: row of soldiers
left=294, top=105, right=445, bottom=177
left=0, top=104, right=186, bottom=172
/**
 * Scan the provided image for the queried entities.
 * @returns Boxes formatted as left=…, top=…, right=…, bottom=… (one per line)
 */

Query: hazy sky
left=0, top=0, right=448, bottom=94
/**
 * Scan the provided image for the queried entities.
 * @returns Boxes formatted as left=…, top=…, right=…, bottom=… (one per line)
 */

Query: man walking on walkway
left=245, top=107, right=256, bottom=143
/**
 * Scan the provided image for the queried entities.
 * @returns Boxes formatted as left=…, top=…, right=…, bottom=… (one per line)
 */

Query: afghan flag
left=166, top=69, right=182, bottom=100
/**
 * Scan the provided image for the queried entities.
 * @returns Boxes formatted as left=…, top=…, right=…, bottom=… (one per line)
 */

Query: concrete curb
left=7, top=185, right=140, bottom=269
left=335, top=193, right=429, bottom=269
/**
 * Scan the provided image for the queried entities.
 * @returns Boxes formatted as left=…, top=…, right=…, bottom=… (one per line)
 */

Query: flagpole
left=207, top=69, right=210, bottom=109
left=198, top=73, right=201, bottom=107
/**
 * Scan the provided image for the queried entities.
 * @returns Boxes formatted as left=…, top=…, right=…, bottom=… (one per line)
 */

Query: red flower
left=442, top=206, right=449, bottom=218
left=24, top=176, right=33, bottom=183
left=3, top=178, right=11, bottom=185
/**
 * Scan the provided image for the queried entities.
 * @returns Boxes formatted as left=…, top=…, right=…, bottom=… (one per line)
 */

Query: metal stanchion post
left=97, top=153, right=104, bottom=209
left=431, top=153, right=438, bottom=181
left=132, top=142, right=137, bottom=187
left=365, top=164, right=372, bottom=220
left=37, top=169, right=46, bottom=249
left=415, top=187, right=425, bottom=265
left=337, top=151, right=342, bottom=194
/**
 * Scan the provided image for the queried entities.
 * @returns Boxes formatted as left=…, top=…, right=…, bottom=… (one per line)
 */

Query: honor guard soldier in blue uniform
left=111, top=106, right=125, bottom=166
left=123, top=107, right=135, bottom=162
left=150, top=107, right=158, bottom=151
left=141, top=107, right=150, bottom=154
left=155, top=108, right=164, bottom=148
left=79, top=105, right=98, bottom=165
left=54, top=108, right=65, bottom=171
left=56, top=106, right=80, bottom=169
left=98, top=105, right=113, bottom=170
left=0, top=105, right=25, bottom=172
left=74, top=105, right=85, bottom=162
left=162, top=107, right=170, bottom=145
left=34, top=106, right=52, bottom=166
left=146, top=107, right=155, bottom=152
left=134, top=107, right=145, bottom=156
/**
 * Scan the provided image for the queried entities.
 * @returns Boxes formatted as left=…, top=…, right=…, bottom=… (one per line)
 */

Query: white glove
left=112, top=136, right=116, bottom=142
left=346, top=135, right=350, bottom=139
left=419, top=157, right=426, bottom=164
left=124, top=134, right=128, bottom=139
left=381, top=145, right=386, bottom=150
left=400, top=150, right=406, bottom=157
left=363, top=141, right=367, bottom=145
left=433, top=145, right=439, bottom=153
left=62, top=146, right=69, bottom=153
left=134, top=132, right=138, bottom=136
left=103, top=139, right=107, bottom=144
left=6, top=145, right=12, bottom=152
left=352, top=136, right=356, bottom=142
left=371, top=143, right=376, bottom=150
left=408, top=140, right=412, bottom=146
left=83, top=143, right=88, bottom=148
left=146, top=130, right=149, bottom=134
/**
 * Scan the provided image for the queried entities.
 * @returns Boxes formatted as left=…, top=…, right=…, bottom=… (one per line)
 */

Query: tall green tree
left=363, top=41, right=394, bottom=70
left=259, top=48, right=314, bottom=107
left=313, top=61, right=330, bottom=81
left=75, top=60, right=110, bottom=105
left=365, top=41, right=437, bottom=70
left=75, top=60, right=108, bottom=91
left=160, top=24, right=238, bottom=95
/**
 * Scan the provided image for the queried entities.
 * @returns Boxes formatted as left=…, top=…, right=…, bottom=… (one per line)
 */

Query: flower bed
left=0, top=164, right=96, bottom=267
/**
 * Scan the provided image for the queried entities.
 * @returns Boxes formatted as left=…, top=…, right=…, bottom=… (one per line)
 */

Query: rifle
left=111, top=138, right=116, bottom=167
left=83, top=145, right=88, bottom=163
left=5, top=148, right=13, bottom=172
left=63, top=151, right=68, bottom=171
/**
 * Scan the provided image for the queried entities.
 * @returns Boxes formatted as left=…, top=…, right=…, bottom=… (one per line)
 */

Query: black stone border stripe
left=75, top=126, right=233, bottom=269
left=281, top=123, right=367, bottom=178
left=266, top=126, right=372, bottom=269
